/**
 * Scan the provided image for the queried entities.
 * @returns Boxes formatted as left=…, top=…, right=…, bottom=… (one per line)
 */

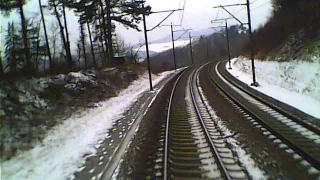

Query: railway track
left=163, top=65, right=247, bottom=179
left=208, top=61, right=320, bottom=171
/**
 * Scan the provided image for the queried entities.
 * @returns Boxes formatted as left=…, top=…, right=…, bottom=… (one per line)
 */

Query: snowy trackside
left=1, top=70, right=176, bottom=180
left=139, top=40, right=190, bottom=53
left=227, top=57, right=320, bottom=118
left=135, top=40, right=190, bottom=60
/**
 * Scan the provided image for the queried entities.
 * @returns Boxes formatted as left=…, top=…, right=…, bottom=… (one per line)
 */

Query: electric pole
left=213, top=1, right=258, bottom=86
left=189, top=32, right=194, bottom=65
left=142, top=4, right=153, bottom=91
left=206, top=37, right=209, bottom=62
left=162, top=25, right=191, bottom=70
left=211, top=23, right=232, bottom=68
left=170, top=23, right=177, bottom=71
left=246, top=0, right=258, bottom=86
left=130, top=1, right=182, bottom=91
left=225, top=20, right=232, bottom=69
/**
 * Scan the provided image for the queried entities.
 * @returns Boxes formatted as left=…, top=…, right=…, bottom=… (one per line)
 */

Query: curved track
left=163, top=65, right=247, bottom=179
left=208, top=61, right=320, bottom=170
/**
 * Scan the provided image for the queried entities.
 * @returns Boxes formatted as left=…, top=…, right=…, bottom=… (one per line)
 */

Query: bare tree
left=50, top=0, right=73, bottom=69
left=49, top=21, right=60, bottom=63
left=126, top=43, right=143, bottom=64
left=86, top=20, right=97, bottom=68
left=38, top=0, right=53, bottom=70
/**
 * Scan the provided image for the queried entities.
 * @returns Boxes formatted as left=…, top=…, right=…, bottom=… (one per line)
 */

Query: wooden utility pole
left=189, top=32, right=194, bottom=65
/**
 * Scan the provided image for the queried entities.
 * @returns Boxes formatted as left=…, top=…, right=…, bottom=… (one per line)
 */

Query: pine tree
left=4, top=22, right=24, bottom=73
left=1, top=0, right=33, bottom=74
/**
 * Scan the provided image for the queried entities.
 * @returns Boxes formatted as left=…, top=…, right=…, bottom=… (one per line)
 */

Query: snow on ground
left=135, top=40, right=190, bottom=62
left=1, top=70, right=177, bottom=180
left=227, top=57, right=320, bottom=118
left=138, top=40, right=190, bottom=53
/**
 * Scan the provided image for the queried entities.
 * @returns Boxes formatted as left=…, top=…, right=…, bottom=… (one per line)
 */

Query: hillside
left=243, top=0, right=320, bottom=62
left=0, top=65, right=145, bottom=161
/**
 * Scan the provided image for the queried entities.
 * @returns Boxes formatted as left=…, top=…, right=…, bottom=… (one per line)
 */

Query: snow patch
left=1, top=70, right=176, bottom=180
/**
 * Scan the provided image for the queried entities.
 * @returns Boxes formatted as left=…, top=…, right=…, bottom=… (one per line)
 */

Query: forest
left=244, top=0, right=320, bottom=60
left=0, top=0, right=145, bottom=79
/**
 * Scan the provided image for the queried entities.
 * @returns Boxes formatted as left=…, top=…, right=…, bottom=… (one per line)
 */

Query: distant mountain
left=150, top=28, right=222, bottom=44
left=131, top=27, right=223, bottom=61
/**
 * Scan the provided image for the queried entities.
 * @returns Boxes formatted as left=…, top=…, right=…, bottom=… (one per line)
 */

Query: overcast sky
left=124, top=0, right=273, bottom=44
left=0, top=0, right=273, bottom=52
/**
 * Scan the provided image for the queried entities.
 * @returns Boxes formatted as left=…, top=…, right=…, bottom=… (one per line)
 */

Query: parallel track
left=163, top=65, right=247, bottom=179
left=208, top=61, right=320, bottom=170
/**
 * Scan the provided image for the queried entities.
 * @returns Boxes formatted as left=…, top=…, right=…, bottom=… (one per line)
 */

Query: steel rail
left=189, top=65, right=232, bottom=180
left=163, top=70, right=188, bottom=180
left=218, top=60, right=320, bottom=133
left=207, top=61, right=320, bottom=169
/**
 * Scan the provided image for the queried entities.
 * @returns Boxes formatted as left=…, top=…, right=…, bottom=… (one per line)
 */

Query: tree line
left=0, top=0, right=144, bottom=78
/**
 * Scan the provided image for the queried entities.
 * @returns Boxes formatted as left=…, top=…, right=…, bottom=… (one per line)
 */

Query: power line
left=181, top=15, right=192, bottom=29
left=227, top=0, right=261, bottom=16
left=230, top=0, right=241, bottom=14
left=250, top=0, right=260, bottom=4
left=233, top=7, right=246, bottom=15
left=212, top=0, right=259, bottom=86
left=221, top=0, right=230, bottom=5
left=180, top=0, right=187, bottom=25
left=178, top=0, right=183, bottom=24
left=251, top=2, right=269, bottom=11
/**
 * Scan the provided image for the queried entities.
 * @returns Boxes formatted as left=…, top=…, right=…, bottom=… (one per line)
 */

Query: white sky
left=0, top=0, right=273, bottom=53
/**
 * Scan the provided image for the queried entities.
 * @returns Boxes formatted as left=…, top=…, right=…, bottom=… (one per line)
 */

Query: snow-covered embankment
left=1, top=70, right=175, bottom=180
left=227, top=57, right=320, bottom=118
